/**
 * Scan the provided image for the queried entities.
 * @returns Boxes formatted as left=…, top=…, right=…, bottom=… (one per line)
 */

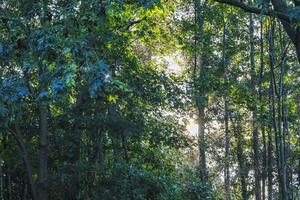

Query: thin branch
left=119, top=18, right=145, bottom=31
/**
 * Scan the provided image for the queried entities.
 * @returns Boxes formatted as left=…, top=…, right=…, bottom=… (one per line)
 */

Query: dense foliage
left=0, top=0, right=300, bottom=200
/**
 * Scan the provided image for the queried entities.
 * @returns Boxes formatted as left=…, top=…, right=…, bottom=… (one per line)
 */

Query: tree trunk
left=69, top=132, right=81, bottom=199
left=232, top=115, right=247, bottom=200
left=12, top=125, right=38, bottom=200
left=224, top=99, right=231, bottom=200
left=38, top=105, right=48, bottom=200
left=222, top=14, right=231, bottom=200
left=68, top=91, right=84, bottom=199
left=38, top=2, right=50, bottom=199
left=259, top=19, right=267, bottom=200
left=121, top=132, right=129, bottom=163
left=268, top=19, right=285, bottom=200
left=97, top=129, right=105, bottom=178
left=278, top=27, right=288, bottom=200
left=197, top=103, right=207, bottom=182
left=283, top=107, right=291, bottom=199
left=194, top=0, right=208, bottom=183
left=249, top=13, right=261, bottom=200
left=261, top=125, right=267, bottom=200
left=267, top=77, right=274, bottom=200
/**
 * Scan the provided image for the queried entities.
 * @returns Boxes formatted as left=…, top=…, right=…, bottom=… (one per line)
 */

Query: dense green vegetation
left=0, top=0, right=300, bottom=199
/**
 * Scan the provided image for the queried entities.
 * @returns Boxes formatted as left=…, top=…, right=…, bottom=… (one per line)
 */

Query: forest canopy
left=0, top=0, right=300, bottom=199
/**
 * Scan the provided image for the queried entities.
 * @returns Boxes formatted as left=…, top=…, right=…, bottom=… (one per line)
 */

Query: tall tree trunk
left=231, top=115, right=247, bottom=200
left=268, top=19, right=287, bottom=200
left=222, top=14, right=231, bottom=200
left=276, top=59, right=287, bottom=200
left=224, top=98, right=231, bottom=200
left=249, top=13, right=261, bottom=200
left=283, top=107, right=291, bottom=199
left=197, top=103, right=207, bottom=182
left=69, top=133, right=81, bottom=200
left=69, top=90, right=84, bottom=199
left=38, top=105, right=48, bottom=200
left=267, top=19, right=276, bottom=200
left=259, top=19, right=267, bottom=200
left=38, top=2, right=50, bottom=199
left=278, top=27, right=288, bottom=200
left=194, top=0, right=208, bottom=182
left=267, top=79, right=273, bottom=200
left=269, top=19, right=280, bottom=200
left=12, top=125, right=38, bottom=200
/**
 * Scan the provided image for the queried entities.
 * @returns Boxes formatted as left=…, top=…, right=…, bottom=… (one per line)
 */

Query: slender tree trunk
left=249, top=13, right=261, bottom=200
left=267, top=77, right=273, bottom=200
left=277, top=61, right=287, bottom=200
left=97, top=129, right=105, bottom=178
left=69, top=134, right=81, bottom=200
left=259, top=19, right=267, bottom=200
left=222, top=14, right=231, bottom=200
left=121, top=132, right=129, bottom=163
left=268, top=19, right=289, bottom=200
left=69, top=90, right=84, bottom=199
left=7, top=171, right=11, bottom=200
left=224, top=99, right=231, bottom=200
left=38, top=2, right=51, bottom=199
left=238, top=128, right=247, bottom=200
left=270, top=58, right=282, bottom=200
left=12, top=125, right=38, bottom=200
left=283, top=107, right=291, bottom=199
left=38, top=105, right=48, bottom=200
left=231, top=115, right=247, bottom=200
left=261, top=127, right=267, bottom=199
left=268, top=19, right=284, bottom=200
left=278, top=28, right=291, bottom=199
left=194, top=0, right=208, bottom=182
left=197, top=104, right=207, bottom=182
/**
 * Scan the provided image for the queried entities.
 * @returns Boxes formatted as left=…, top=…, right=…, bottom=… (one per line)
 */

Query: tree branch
left=214, top=0, right=291, bottom=22
left=119, top=18, right=146, bottom=31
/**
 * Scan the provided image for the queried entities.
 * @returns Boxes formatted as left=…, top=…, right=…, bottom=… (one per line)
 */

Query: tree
left=213, top=0, right=300, bottom=64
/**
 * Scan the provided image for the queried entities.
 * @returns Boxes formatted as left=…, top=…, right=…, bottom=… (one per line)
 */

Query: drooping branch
left=213, top=0, right=291, bottom=22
